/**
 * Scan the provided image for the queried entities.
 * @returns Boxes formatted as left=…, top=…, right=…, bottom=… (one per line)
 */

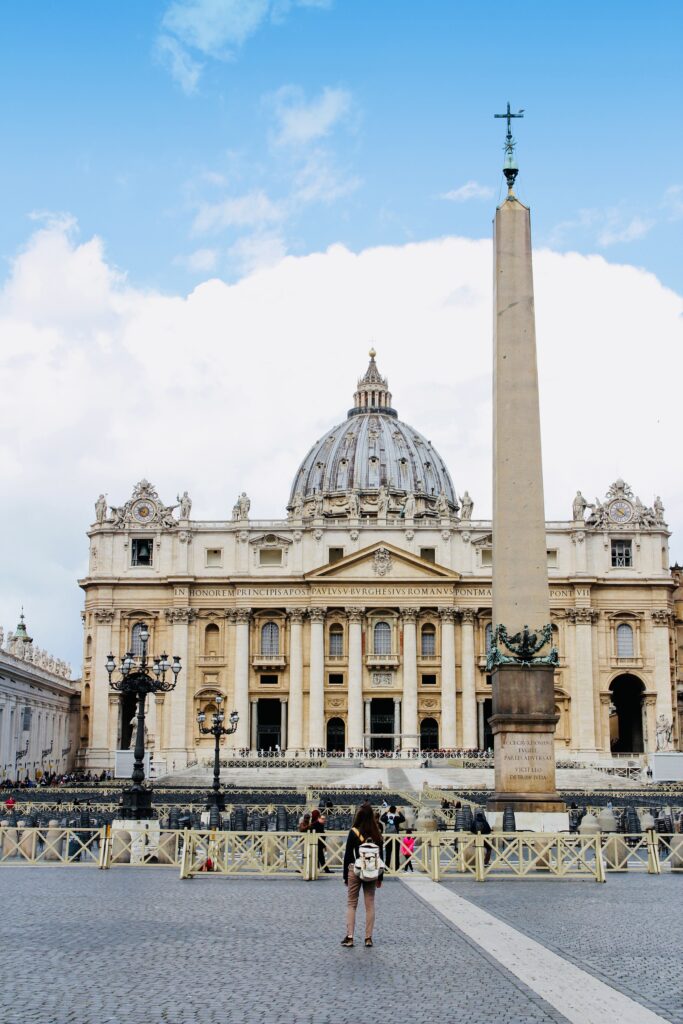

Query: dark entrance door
left=256, top=698, right=281, bottom=751
left=420, top=717, right=439, bottom=751
left=326, top=717, right=345, bottom=752
left=120, top=690, right=137, bottom=750
left=370, top=698, right=394, bottom=751
left=610, top=675, right=644, bottom=753
left=483, top=698, right=494, bottom=751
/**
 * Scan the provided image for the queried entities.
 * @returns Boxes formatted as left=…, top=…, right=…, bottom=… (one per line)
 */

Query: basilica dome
left=288, top=351, right=458, bottom=520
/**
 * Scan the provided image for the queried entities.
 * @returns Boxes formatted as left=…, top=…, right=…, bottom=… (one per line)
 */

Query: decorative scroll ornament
left=486, top=623, right=559, bottom=671
left=373, top=547, right=393, bottom=576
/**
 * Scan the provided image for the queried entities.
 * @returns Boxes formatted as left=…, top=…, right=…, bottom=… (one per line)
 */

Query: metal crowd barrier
left=2, top=826, right=682, bottom=882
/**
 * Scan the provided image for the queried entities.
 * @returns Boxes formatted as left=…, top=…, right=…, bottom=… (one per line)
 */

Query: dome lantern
left=349, top=348, right=397, bottom=419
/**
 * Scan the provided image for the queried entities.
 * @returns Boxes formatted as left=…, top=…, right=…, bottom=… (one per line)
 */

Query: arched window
left=131, top=622, right=145, bottom=656
left=204, top=623, right=220, bottom=656
left=485, top=623, right=493, bottom=653
left=616, top=623, right=634, bottom=658
left=329, top=623, right=344, bottom=658
left=373, top=621, right=391, bottom=656
left=421, top=623, right=436, bottom=657
left=261, top=621, right=280, bottom=656
left=85, top=635, right=92, bottom=659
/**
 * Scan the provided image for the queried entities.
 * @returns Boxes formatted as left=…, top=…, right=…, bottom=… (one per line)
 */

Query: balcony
left=365, top=653, right=400, bottom=669
left=252, top=654, right=287, bottom=669
left=198, top=655, right=226, bottom=667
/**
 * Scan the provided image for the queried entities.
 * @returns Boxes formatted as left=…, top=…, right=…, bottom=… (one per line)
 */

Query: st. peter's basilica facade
left=78, top=352, right=679, bottom=770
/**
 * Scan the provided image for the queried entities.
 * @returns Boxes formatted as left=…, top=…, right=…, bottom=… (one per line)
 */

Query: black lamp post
left=106, top=623, right=181, bottom=819
left=197, top=695, right=239, bottom=811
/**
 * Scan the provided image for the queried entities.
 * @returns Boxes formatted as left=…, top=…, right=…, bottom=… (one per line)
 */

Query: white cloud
left=597, top=215, right=654, bottom=247
left=1, top=220, right=682, bottom=668
left=441, top=181, right=494, bottom=203
left=228, top=232, right=287, bottom=274
left=185, top=247, right=219, bottom=271
left=156, top=33, right=203, bottom=94
left=158, top=0, right=332, bottom=88
left=192, top=189, right=285, bottom=233
left=291, top=149, right=360, bottom=204
left=271, top=85, right=352, bottom=146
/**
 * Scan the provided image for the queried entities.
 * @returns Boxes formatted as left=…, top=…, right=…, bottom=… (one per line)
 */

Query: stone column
left=280, top=699, right=288, bottom=752
left=250, top=699, right=258, bottom=750
left=233, top=609, right=252, bottom=751
left=477, top=699, right=486, bottom=750
left=401, top=610, right=418, bottom=751
left=568, top=609, right=598, bottom=751
left=346, top=609, right=364, bottom=751
left=599, top=693, right=613, bottom=754
left=364, top=698, right=371, bottom=750
left=308, top=608, right=325, bottom=750
left=165, top=608, right=195, bottom=768
left=92, top=610, right=115, bottom=763
left=439, top=609, right=457, bottom=747
left=393, top=698, right=401, bottom=751
left=287, top=610, right=304, bottom=753
left=460, top=610, right=477, bottom=748
left=651, top=610, right=674, bottom=747
left=643, top=694, right=657, bottom=753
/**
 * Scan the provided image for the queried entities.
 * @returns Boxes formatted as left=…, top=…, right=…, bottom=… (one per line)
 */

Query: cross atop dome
left=349, top=348, right=397, bottom=418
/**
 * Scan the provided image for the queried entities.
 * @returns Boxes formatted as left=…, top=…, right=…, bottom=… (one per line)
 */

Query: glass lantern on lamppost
left=106, top=623, right=181, bottom=819
left=197, top=695, right=239, bottom=811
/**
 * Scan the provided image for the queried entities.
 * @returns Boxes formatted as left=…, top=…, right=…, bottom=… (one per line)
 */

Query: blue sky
left=1, top=1, right=681, bottom=291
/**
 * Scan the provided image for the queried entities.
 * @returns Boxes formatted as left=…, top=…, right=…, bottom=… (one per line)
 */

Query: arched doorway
left=326, top=717, right=345, bottom=752
left=609, top=674, right=645, bottom=753
left=120, top=690, right=137, bottom=750
left=256, top=698, right=281, bottom=751
left=420, top=717, right=439, bottom=750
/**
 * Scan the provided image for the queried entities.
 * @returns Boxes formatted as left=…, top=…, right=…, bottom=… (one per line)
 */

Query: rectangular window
left=328, top=673, right=344, bottom=686
left=260, top=674, right=278, bottom=685
left=329, top=630, right=344, bottom=657
left=259, top=549, right=282, bottom=566
left=421, top=674, right=437, bottom=686
left=131, top=538, right=153, bottom=566
left=206, top=548, right=222, bottom=567
left=611, top=540, right=632, bottom=568
left=328, top=547, right=344, bottom=564
left=481, top=548, right=492, bottom=566
left=420, top=547, right=436, bottom=563
left=547, top=549, right=558, bottom=568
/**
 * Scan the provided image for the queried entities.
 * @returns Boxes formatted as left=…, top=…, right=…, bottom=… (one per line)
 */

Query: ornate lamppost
left=197, top=695, right=238, bottom=811
left=106, top=623, right=181, bottom=819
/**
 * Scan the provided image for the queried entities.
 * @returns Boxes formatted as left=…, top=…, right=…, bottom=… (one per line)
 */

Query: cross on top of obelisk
left=494, top=102, right=525, bottom=193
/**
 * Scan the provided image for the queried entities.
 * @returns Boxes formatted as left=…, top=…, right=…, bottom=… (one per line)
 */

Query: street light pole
left=197, top=695, right=239, bottom=811
left=106, top=623, right=182, bottom=819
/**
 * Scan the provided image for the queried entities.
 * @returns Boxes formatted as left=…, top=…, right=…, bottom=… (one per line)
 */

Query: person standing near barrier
left=400, top=829, right=415, bottom=871
left=310, top=808, right=332, bottom=873
left=342, top=803, right=384, bottom=948
left=380, top=804, right=405, bottom=870
left=471, top=810, right=492, bottom=866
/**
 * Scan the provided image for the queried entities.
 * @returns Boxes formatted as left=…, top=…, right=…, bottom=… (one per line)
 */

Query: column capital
left=393, top=696, right=401, bottom=705
left=94, top=609, right=115, bottom=624
left=401, top=608, right=419, bottom=623
left=438, top=607, right=458, bottom=623
left=460, top=608, right=476, bottom=624
left=224, top=610, right=237, bottom=622
left=345, top=607, right=365, bottom=623
left=566, top=607, right=599, bottom=624
left=164, top=608, right=197, bottom=624
left=234, top=608, right=252, bottom=624
left=288, top=609, right=306, bottom=624
left=651, top=608, right=673, bottom=626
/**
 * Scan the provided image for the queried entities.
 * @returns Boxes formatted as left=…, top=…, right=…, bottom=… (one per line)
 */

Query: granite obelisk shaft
left=489, top=193, right=562, bottom=812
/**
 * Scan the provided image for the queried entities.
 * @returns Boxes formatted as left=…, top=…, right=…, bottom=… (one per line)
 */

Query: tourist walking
left=380, top=804, right=405, bottom=870
left=400, top=829, right=415, bottom=871
left=471, top=810, right=492, bottom=866
left=310, top=808, right=332, bottom=873
left=342, top=802, right=384, bottom=948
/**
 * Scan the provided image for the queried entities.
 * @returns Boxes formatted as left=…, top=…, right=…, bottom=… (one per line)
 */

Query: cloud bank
left=1, top=220, right=681, bottom=665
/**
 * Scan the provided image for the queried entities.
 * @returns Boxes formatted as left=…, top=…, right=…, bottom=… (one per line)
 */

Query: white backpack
left=353, top=829, right=384, bottom=880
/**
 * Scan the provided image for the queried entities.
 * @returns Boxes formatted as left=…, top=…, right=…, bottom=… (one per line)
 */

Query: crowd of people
left=1, top=769, right=112, bottom=790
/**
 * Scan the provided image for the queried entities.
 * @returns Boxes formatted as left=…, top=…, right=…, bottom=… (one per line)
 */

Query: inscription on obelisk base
left=488, top=665, right=564, bottom=812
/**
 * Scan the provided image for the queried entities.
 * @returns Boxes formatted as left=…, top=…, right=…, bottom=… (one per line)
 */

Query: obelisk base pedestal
left=487, top=664, right=565, bottom=813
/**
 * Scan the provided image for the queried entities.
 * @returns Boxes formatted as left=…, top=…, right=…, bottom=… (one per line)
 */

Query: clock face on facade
left=608, top=499, right=633, bottom=524
left=132, top=499, right=156, bottom=523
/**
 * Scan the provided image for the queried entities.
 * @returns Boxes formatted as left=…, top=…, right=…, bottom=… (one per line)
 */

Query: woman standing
left=341, top=802, right=384, bottom=948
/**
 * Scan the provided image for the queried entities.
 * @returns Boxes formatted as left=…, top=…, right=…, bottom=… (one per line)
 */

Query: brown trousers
left=346, top=873, right=377, bottom=939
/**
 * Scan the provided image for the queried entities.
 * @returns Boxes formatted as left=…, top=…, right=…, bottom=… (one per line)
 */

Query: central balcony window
left=252, top=620, right=286, bottom=668
left=365, top=620, right=399, bottom=667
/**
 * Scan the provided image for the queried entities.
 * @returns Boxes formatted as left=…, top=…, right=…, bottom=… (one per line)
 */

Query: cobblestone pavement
left=442, top=875, right=683, bottom=1024
left=0, top=868, right=566, bottom=1024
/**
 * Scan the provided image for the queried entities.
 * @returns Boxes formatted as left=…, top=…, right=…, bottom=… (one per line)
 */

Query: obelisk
left=488, top=105, right=563, bottom=813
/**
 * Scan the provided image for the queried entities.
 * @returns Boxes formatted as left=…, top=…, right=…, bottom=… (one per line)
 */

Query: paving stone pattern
left=443, top=875, right=683, bottom=1024
left=0, top=868, right=565, bottom=1024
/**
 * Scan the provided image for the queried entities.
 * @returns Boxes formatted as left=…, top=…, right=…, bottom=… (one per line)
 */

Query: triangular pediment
left=306, top=542, right=459, bottom=580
